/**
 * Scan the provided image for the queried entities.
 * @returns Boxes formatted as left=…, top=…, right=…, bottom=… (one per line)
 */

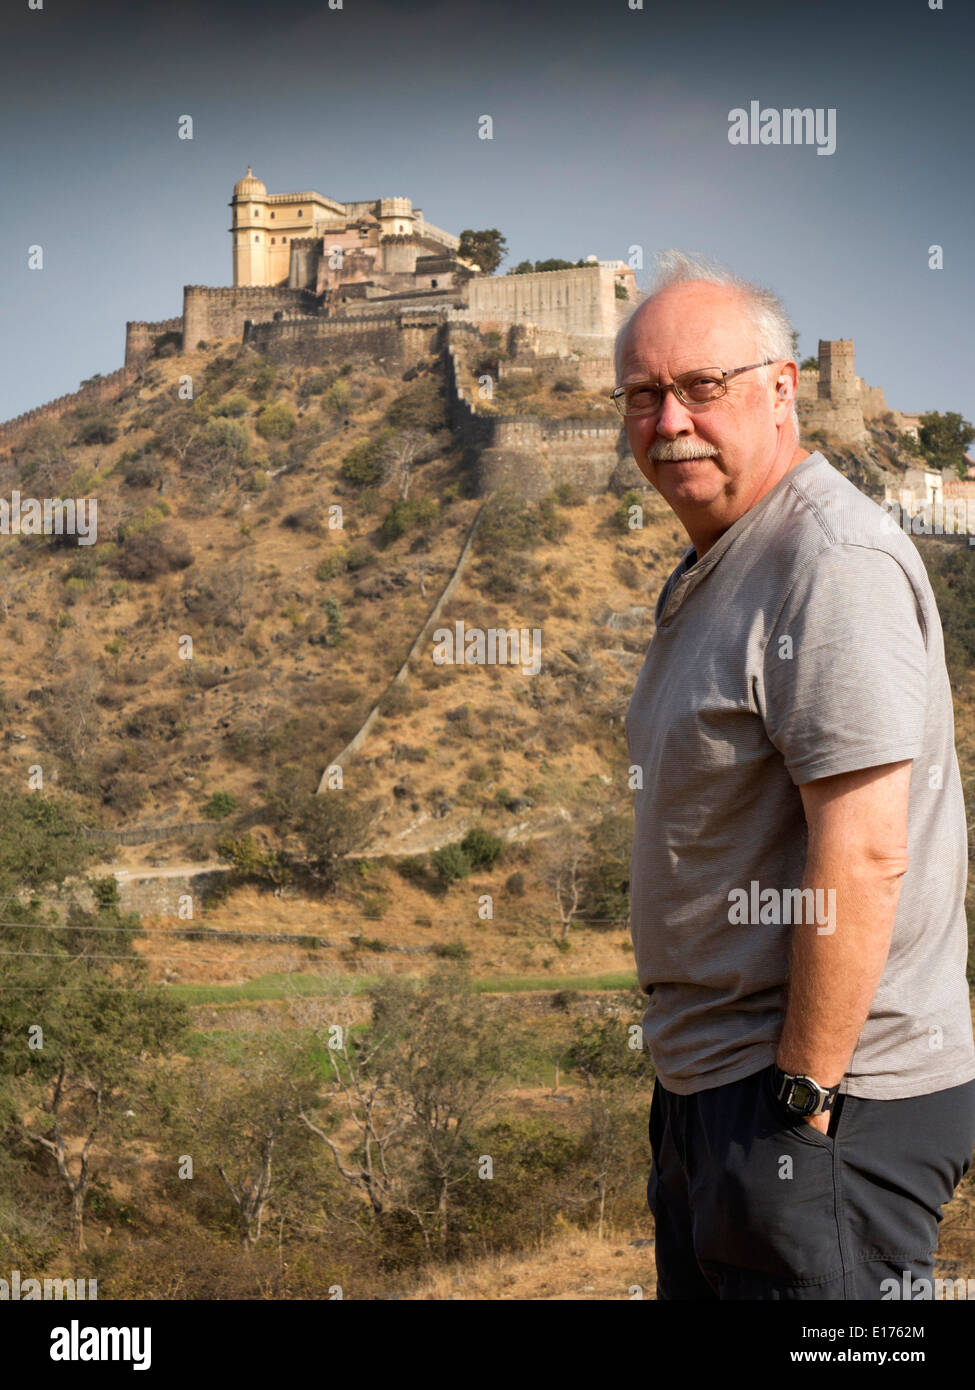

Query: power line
left=0, top=921, right=314, bottom=935
left=0, top=950, right=265, bottom=963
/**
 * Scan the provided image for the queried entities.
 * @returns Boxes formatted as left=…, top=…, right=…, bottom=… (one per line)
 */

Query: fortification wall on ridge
left=0, top=365, right=138, bottom=449
left=499, top=356, right=615, bottom=390
left=242, top=312, right=441, bottom=369
left=858, top=380, right=889, bottom=419
left=182, top=285, right=317, bottom=351
left=798, top=396, right=868, bottom=444
left=443, top=330, right=642, bottom=500
left=466, top=266, right=620, bottom=337
left=124, top=316, right=183, bottom=367
left=796, top=368, right=819, bottom=402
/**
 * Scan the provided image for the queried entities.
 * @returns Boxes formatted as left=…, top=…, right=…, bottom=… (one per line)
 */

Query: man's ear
left=773, top=361, right=799, bottom=419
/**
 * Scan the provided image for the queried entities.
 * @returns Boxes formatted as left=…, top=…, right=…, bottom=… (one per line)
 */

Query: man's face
left=618, top=282, right=783, bottom=520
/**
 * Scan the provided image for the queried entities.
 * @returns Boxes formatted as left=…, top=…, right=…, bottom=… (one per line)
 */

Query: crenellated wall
left=796, top=339, right=868, bottom=444
left=443, top=332, right=643, bottom=500
left=124, top=316, right=183, bottom=367
left=466, top=265, right=621, bottom=338
left=182, top=284, right=317, bottom=352
left=0, top=365, right=137, bottom=449
left=242, top=310, right=441, bottom=369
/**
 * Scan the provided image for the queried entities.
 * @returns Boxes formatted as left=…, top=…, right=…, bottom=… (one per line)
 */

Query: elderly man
left=619, top=251, right=975, bottom=1300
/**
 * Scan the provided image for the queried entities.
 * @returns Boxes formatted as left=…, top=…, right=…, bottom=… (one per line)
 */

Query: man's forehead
left=620, top=285, right=755, bottom=371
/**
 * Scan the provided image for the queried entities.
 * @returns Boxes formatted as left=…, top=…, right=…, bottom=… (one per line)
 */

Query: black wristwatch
left=771, top=1064, right=840, bottom=1119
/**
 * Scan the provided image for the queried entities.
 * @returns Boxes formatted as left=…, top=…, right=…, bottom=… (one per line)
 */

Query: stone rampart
left=443, top=328, right=642, bottom=500
left=182, top=284, right=317, bottom=351
left=242, top=312, right=440, bottom=369
left=466, top=265, right=619, bottom=337
left=124, top=316, right=183, bottom=367
left=0, top=365, right=138, bottom=449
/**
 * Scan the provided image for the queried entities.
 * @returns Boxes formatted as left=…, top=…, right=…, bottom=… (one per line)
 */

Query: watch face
left=791, top=1081, right=816, bottom=1114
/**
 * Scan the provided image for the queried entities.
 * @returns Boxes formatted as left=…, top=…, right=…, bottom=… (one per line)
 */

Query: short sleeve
left=763, top=545, right=927, bottom=785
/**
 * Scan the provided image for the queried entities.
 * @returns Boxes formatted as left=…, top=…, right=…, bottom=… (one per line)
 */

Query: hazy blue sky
left=1, top=0, right=971, bottom=426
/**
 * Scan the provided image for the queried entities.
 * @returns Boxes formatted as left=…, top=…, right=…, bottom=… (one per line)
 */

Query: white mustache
left=647, top=439, right=720, bottom=461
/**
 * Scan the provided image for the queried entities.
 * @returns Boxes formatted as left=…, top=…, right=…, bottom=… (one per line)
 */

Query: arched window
left=254, top=235, right=259, bottom=243
left=298, top=209, right=303, bottom=217
left=431, top=279, right=438, bottom=288
left=271, top=238, right=276, bottom=244
left=270, top=211, right=275, bottom=219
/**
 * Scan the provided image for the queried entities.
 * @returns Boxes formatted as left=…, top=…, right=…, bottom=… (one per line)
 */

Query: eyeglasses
left=610, top=361, right=774, bottom=418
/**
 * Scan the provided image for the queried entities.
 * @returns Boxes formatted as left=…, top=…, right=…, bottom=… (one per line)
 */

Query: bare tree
left=24, top=1064, right=102, bottom=1252
left=539, top=828, right=592, bottom=940
left=298, top=969, right=509, bottom=1257
left=180, top=1050, right=316, bottom=1252
left=381, top=428, right=429, bottom=500
left=296, top=1006, right=411, bottom=1240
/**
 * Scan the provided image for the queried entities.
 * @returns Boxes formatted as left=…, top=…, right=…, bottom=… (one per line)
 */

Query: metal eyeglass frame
left=610, top=360, right=775, bottom=418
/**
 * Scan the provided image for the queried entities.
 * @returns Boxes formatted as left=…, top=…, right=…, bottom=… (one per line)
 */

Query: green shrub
left=345, top=542, right=373, bottom=571
left=117, top=501, right=171, bottom=541
left=431, top=843, right=473, bottom=884
left=316, top=550, right=348, bottom=580
left=202, top=790, right=237, bottom=820
left=396, top=856, right=428, bottom=881
left=256, top=402, right=296, bottom=439
left=63, top=576, right=92, bottom=601
left=553, top=482, right=585, bottom=506
left=301, top=372, right=334, bottom=397
left=340, top=438, right=383, bottom=486
left=379, top=496, right=438, bottom=546
left=216, top=832, right=289, bottom=886
left=614, top=489, right=645, bottom=533
left=75, top=415, right=118, bottom=445
left=460, top=828, right=506, bottom=870
left=114, top=525, right=193, bottom=580
left=324, top=597, right=344, bottom=645
left=214, top=393, right=250, bottom=418
left=434, top=940, right=470, bottom=960
left=475, top=490, right=547, bottom=554
left=322, top=381, right=351, bottom=414
left=65, top=549, right=101, bottom=583
left=250, top=362, right=276, bottom=400
left=122, top=454, right=166, bottom=488
left=384, top=376, right=445, bottom=430
left=188, top=417, right=253, bottom=474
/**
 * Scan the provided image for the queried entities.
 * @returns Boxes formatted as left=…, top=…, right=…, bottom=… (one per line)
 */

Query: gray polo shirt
left=626, top=450, right=975, bottom=1099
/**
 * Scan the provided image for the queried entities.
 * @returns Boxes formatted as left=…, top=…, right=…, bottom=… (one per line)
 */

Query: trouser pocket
left=689, top=1066, right=844, bottom=1286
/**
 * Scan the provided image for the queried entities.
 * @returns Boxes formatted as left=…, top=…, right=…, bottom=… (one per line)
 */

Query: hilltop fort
left=0, top=170, right=923, bottom=494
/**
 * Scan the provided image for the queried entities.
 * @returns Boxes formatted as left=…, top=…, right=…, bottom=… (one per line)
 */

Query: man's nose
left=654, top=388, right=694, bottom=436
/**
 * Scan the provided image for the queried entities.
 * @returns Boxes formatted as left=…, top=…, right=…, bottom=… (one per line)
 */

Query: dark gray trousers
left=647, top=1061, right=975, bottom=1299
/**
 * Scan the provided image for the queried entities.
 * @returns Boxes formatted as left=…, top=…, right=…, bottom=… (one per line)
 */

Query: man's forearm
left=776, top=849, right=907, bottom=1088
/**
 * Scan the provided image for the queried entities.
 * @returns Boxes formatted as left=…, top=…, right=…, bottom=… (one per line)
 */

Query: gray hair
left=615, top=249, right=800, bottom=436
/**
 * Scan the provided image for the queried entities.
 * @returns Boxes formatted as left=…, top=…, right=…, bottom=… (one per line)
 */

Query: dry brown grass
left=404, top=1218, right=656, bottom=1301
